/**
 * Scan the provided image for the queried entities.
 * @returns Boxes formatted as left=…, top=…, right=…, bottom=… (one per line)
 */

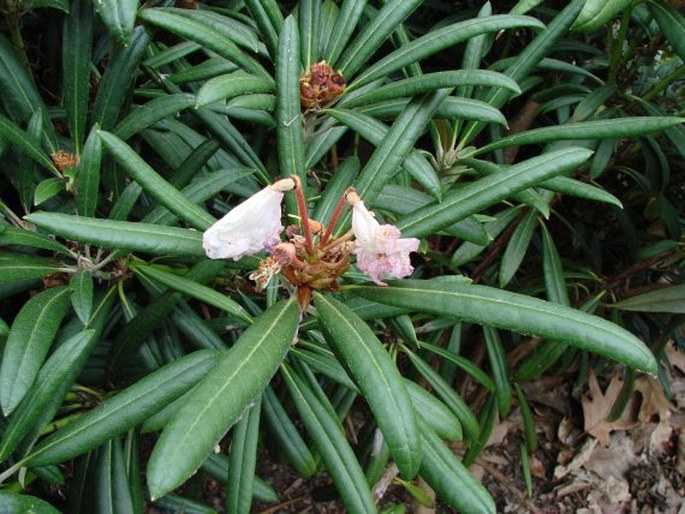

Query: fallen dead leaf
left=529, top=455, right=546, bottom=479
left=582, top=432, right=636, bottom=479
left=664, top=341, right=685, bottom=374
left=648, top=420, right=673, bottom=456
left=581, top=371, right=636, bottom=445
left=634, top=375, right=672, bottom=423
left=554, top=438, right=598, bottom=479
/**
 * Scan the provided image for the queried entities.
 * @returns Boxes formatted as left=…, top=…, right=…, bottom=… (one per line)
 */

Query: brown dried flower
left=300, top=61, right=346, bottom=111
left=50, top=150, right=79, bottom=173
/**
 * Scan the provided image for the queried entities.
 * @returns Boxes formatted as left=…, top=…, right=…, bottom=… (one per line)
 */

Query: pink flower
left=349, top=194, right=420, bottom=285
left=203, top=179, right=295, bottom=260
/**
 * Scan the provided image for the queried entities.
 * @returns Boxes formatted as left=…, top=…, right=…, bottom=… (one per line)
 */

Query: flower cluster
left=203, top=177, right=420, bottom=307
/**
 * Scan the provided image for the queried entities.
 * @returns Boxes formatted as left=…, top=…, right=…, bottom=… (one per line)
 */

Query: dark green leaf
left=0, top=492, right=61, bottom=514
left=34, top=178, right=64, bottom=206
left=27, top=350, right=219, bottom=467
left=282, top=363, right=376, bottom=514
left=147, top=299, right=299, bottom=499
left=610, top=285, right=685, bottom=314
left=0, top=286, right=71, bottom=415
left=398, top=148, right=592, bottom=237
left=349, top=280, right=657, bottom=374
left=70, top=270, right=94, bottom=324
left=95, top=0, right=138, bottom=44
left=25, top=212, right=205, bottom=257
left=99, top=131, right=215, bottom=230
left=315, top=292, right=421, bottom=478
left=276, top=16, right=305, bottom=181
left=0, top=251, right=61, bottom=285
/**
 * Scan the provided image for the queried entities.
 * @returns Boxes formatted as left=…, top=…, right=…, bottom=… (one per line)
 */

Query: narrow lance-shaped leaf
left=0, top=286, right=71, bottom=416
left=337, top=0, right=423, bottom=78
left=138, top=8, right=272, bottom=84
left=0, top=34, right=57, bottom=150
left=610, top=284, right=685, bottom=314
left=350, top=15, right=544, bottom=91
left=226, top=395, right=262, bottom=514
left=405, top=349, right=480, bottom=444
left=34, top=178, right=65, bottom=206
left=95, top=0, right=139, bottom=44
left=397, top=147, right=593, bottom=237
left=195, top=71, right=274, bottom=108
left=129, top=262, right=252, bottom=324
left=98, top=131, right=215, bottom=230
left=262, top=385, right=318, bottom=476
left=474, top=117, right=685, bottom=156
left=70, top=270, right=94, bottom=324
left=276, top=16, right=305, bottom=181
left=0, top=330, right=96, bottom=462
left=26, top=350, right=219, bottom=467
left=349, top=90, right=450, bottom=215
left=25, top=212, right=205, bottom=257
left=93, top=437, right=136, bottom=514
left=314, top=292, right=421, bottom=478
left=299, top=0, right=320, bottom=67
left=483, top=326, right=512, bottom=418
left=0, top=113, right=58, bottom=174
left=62, top=0, right=93, bottom=154
left=324, top=0, right=367, bottom=66
left=281, top=363, right=376, bottom=514
left=92, top=27, right=150, bottom=130
left=324, top=108, right=441, bottom=200
left=0, top=252, right=62, bottom=285
left=147, top=299, right=299, bottom=500
left=348, top=280, right=657, bottom=375
left=243, top=0, right=280, bottom=57
left=0, top=225, right=70, bottom=255
left=341, top=70, right=520, bottom=108
left=358, top=97, right=508, bottom=127
left=460, top=0, right=585, bottom=145
left=499, top=209, right=538, bottom=287
left=648, top=1, right=685, bottom=64
left=418, top=422, right=496, bottom=514
left=77, top=125, right=102, bottom=217
left=113, top=94, right=196, bottom=141
left=16, top=111, right=43, bottom=211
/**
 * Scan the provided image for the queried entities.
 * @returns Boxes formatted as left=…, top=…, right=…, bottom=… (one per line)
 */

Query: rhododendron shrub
left=0, top=0, right=680, bottom=512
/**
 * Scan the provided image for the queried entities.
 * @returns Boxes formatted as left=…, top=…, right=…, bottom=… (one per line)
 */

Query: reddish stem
left=320, top=191, right=350, bottom=246
left=294, top=177, right=314, bottom=255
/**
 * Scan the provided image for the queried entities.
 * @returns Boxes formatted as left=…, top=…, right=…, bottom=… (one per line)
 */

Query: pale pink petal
left=350, top=199, right=420, bottom=285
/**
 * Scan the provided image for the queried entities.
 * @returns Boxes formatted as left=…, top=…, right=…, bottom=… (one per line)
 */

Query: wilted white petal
left=350, top=197, right=419, bottom=285
left=203, top=187, right=285, bottom=260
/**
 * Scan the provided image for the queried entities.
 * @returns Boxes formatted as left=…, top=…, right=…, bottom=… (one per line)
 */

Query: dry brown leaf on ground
left=581, top=370, right=637, bottom=445
left=634, top=375, right=673, bottom=423
left=664, top=341, right=685, bottom=374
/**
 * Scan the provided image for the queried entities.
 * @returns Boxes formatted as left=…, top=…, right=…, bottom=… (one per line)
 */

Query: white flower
left=349, top=194, right=420, bottom=286
left=202, top=179, right=294, bottom=260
